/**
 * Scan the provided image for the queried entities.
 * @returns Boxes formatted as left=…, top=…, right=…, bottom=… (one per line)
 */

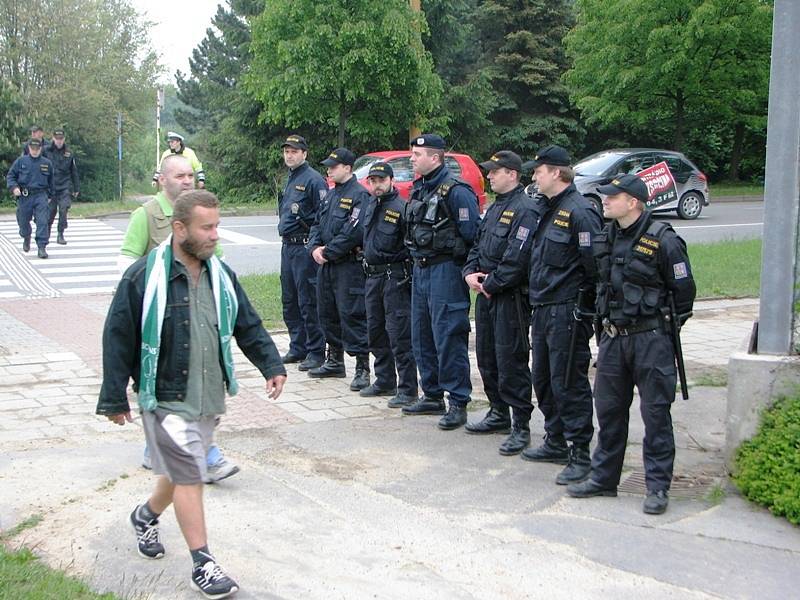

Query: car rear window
left=445, top=156, right=463, bottom=177
left=574, top=152, right=626, bottom=176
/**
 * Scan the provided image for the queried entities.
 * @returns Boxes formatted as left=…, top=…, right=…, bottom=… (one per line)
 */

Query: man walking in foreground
left=97, top=190, right=287, bottom=598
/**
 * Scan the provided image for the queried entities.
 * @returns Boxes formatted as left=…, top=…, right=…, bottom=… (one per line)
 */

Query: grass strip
left=239, top=273, right=285, bottom=332
left=689, top=238, right=761, bottom=299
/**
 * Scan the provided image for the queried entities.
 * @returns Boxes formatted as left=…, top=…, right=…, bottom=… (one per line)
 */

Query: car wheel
left=677, top=191, right=704, bottom=220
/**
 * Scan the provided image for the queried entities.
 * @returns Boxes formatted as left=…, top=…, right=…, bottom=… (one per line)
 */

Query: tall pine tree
left=475, top=0, right=583, bottom=158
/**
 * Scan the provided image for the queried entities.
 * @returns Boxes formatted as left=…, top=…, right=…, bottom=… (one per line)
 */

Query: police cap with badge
left=53, top=129, right=65, bottom=138
left=28, top=139, right=43, bottom=149
left=367, top=162, right=394, bottom=179
left=597, top=173, right=649, bottom=204
left=525, top=145, right=572, bottom=169
left=479, top=150, right=523, bottom=172
left=282, top=134, right=308, bottom=151
left=321, top=147, right=356, bottom=167
left=410, top=133, right=446, bottom=149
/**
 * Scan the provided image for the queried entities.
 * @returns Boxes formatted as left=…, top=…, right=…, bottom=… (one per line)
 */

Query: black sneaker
left=130, top=505, right=165, bottom=559
left=190, top=559, right=240, bottom=599
left=643, top=489, right=669, bottom=515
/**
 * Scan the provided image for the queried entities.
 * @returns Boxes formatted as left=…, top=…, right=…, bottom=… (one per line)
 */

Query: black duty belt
left=413, top=255, right=453, bottom=268
left=20, top=188, right=48, bottom=197
left=282, top=235, right=308, bottom=245
left=603, top=316, right=663, bottom=337
left=364, top=260, right=409, bottom=277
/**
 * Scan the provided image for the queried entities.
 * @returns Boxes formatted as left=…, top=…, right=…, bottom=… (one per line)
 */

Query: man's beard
left=180, top=235, right=216, bottom=261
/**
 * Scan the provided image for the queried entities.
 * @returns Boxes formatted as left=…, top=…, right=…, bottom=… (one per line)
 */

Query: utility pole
left=117, top=112, right=123, bottom=201
left=757, top=0, right=800, bottom=354
left=156, top=88, right=164, bottom=171
left=409, top=0, right=422, bottom=141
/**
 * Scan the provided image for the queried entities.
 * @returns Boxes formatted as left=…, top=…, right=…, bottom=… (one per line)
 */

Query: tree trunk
left=674, top=93, right=685, bottom=151
left=338, top=89, right=346, bottom=147
left=728, top=122, right=746, bottom=181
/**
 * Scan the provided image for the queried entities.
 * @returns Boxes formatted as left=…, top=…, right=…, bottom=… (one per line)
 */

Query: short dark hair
left=173, top=190, right=219, bottom=225
left=425, top=147, right=445, bottom=164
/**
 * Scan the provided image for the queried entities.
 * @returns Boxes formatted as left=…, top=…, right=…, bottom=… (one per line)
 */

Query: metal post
left=156, top=88, right=164, bottom=171
left=757, top=0, right=800, bottom=355
left=409, top=0, right=421, bottom=141
left=117, top=112, right=123, bottom=201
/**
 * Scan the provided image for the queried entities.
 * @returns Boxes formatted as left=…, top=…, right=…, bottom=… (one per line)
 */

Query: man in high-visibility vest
left=153, top=131, right=205, bottom=189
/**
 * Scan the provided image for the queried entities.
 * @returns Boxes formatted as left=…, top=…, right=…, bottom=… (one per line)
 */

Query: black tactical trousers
left=591, top=329, right=677, bottom=491
left=316, top=260, right=368, bottom=356
left=365, top=272, right=417, bottom=395
left=531, top=302, right=594, bottom=445
left=475, top=291, right=532, bottom=418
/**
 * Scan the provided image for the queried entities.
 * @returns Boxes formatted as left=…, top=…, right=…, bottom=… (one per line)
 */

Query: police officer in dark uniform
left=464, top=151, right=538, bottom=454
left=567, top=174, right=696, bottom=515
left=44, top=129, right=80, bottom=245
left=307, top=148, right=371, bottom=391
left=22, top=125, right=48, bottom=155
left=278, top=134, right=327, bottom=371
left=402, top=134, right=480, bottom=430
left=521, top=145, right=602, bottom=484
left=361, top=162, right=418, bottom=406
left=7, top=138, right=54, bottom=258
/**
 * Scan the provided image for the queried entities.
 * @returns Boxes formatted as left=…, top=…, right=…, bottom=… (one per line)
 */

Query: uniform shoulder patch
left=516, top=226, right=530, bottom=242
left=578, top=231, right=591, bottom=247
left=459, top=207, right=470, bottom=221
left=673, top=262, right=689, bottom=279
left=295, top=184, right=306, bottom=191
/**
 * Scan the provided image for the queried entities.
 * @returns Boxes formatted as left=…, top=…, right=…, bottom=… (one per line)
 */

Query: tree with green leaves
left=565, top=0, right=772, bottom=179
left=0, top=80, right=24, bottom=178
left=0, top=0, right=159, bottom=198
left=247, top=0, right=442, bottom=149
left=474, top=0, right=583, bottom=158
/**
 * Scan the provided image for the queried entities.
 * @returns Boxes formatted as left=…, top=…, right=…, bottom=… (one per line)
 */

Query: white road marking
left=673, top=222, right=763, bottom=230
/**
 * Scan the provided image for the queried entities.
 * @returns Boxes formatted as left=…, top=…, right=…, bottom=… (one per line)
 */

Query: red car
left=348, top=150, right=487, bottom=210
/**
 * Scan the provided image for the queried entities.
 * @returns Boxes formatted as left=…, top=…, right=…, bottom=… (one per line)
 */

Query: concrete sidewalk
left=1, top=294, right=798, bottom=599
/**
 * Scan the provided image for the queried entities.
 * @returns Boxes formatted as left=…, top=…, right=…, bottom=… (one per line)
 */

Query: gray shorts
left=141, top=409, right=216, bottom=485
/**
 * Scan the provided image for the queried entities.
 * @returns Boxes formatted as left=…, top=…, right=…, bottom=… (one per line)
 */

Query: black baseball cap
left=53, top=129, right=65, bottom=137
left=281, top=134, right=308, bottom=150
left=410, top=133, right=445, bottom=149
left=321, top=147, right=356, bottom=167
left=30, top=125, right=43, bottom=133
left=28, top=139, right=42, bottom=147
left=367, top=162, right=394, bottom=178
left=527, top=145, right=572, bottom=168
left=597, top=173, right=649, bottom=203
left=479, top=150, right=523, bottom=173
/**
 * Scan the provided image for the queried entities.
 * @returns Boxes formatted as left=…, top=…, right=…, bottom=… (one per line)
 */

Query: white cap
left=167, top=131, right=184, bottom=142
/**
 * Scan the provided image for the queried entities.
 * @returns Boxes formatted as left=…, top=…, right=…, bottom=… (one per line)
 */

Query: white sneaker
left=204, top=457, right=240, bottom=484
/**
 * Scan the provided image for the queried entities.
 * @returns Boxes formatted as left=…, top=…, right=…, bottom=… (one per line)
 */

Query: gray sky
left=131, top=0, right=222, bottom=81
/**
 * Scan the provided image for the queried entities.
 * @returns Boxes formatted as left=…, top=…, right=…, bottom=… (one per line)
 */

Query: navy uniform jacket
left=44, top=144, right=80, bottom=193
left=279, top=162, right=327, bottom=237
left=362, top=188, right=409, bottom=265
left=6, top=153, right=54, bottom=197
left=604, top=212, right=696, bottom=319
left=528, top=184, right=602, bottom=305
left=407, top=164, right=479, bottom=259
left=463, top=184, right=539, bottom=295
left=307, top=176, right=370, bottom=262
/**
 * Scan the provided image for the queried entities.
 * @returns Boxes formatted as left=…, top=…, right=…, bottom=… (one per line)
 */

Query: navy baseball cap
left=30, top=125, right=43, bottom=133
left=367, top=162, right=394, bottom=178
left=281, top=134, right=308, bottom=150
left=597, top=173, right=649, bottom=203
left=321, top=147, right=356, bottom=167
left=53, top=129, right=65, bottom=137
left=410, top=133, right=445, bottom=149
left=479, top=150, right=523, bottom=172
left=28, top=139, right=42, bottom=147
left=527, top=145, right=572, bottom=168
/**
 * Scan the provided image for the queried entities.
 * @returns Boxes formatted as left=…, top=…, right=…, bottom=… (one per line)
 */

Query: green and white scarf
left=138, top=235, right=239, bottom=411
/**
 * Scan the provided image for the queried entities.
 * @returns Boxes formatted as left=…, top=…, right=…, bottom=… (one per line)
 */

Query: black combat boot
left=57, top=233, right=67, bottom=245
left=350, top=355, right=371, bottom=391
left=402, top=395, right=445, bottom=416
left=438, top=402, right=467, bottom=430
left=555, top=444, right=591, bottom=485
left=499, top=419, right=531, bottom=456
left=643, top=490, right=669, bottom=514
left=567, top=478, right=617, bottom=498
left=22, top=237, right=30, bottom=253
left=308, top=346, right=346, bottom=378
left=520, top=433, right=569, bottom=464
left=298, top=353, right=323, bottom=371
left=387, top=393, right=417, bottom=408
left=281, top=351, right=305, bottom=364
left=464, top=404, right=511, bottom=435
left=37, top=246, right=48, bottom=259
left=359, top=383, right=397, bottom=398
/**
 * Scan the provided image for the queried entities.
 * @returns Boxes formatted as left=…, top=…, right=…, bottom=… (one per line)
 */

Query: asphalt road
left=102, top=200, right=763, bottom=276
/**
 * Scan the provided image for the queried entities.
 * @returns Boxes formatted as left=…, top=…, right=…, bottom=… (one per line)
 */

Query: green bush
left=733, top=395, right=800, bottom=525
